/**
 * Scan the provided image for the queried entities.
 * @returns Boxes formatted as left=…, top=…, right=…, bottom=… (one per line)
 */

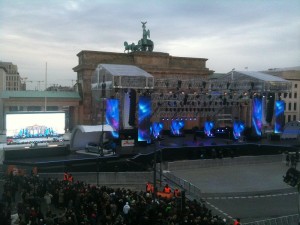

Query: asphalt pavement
left=171, top=160, right=298, bottom=224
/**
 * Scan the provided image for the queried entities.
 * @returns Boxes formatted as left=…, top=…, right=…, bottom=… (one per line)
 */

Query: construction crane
left=20, top=77, right=33, bottom=90
left=35, top=80, right=44, bottom=91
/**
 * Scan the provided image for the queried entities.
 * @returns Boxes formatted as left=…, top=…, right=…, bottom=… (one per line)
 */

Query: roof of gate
left=100, top=64, right=153, bottom=77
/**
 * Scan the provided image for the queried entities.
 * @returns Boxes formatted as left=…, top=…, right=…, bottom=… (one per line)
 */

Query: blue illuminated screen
left=106, top=99, right=119, bottom=138
left=204, top=121, right=214, bottom=137
left=138, top=96, right=151, bottom=142
left=252, top=97, right=262, bottom=136
left=275, top=100, right=285, bottom=133
left=170, top=120, right=185, bottom=136
left=152, top=122, right=163, bottom=138
left=233, top=121, right=245, bottom=140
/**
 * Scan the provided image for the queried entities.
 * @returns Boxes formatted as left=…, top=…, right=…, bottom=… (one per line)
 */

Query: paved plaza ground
left=170, top=158, right=298, bottom=224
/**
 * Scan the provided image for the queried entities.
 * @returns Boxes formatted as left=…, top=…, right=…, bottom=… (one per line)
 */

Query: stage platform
left=1, top=134, right=298, bottom=173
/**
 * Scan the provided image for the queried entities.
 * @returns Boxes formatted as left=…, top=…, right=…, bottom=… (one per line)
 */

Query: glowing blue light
left=138, top=96, right=151, bottom=142
left=204, top=121, right=214, bottom=137
left=152, top=122, right=164, bottom=138
left=252, top=97, right=262, bottom=136
left=233, top=121, right=245, bottom=140
left=275, top=100, right=285, bottom=133
left=106, top=99, right=119, bottom=138
left=170, top=120, right=185, bottom=135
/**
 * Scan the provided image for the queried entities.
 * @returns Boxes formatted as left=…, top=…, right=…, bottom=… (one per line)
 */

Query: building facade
left=264, top=67, right=300, bottom=123
left=73, top=51, right=214, bottom=129
left=0, top=91, right=81, bottom=135
left=0, top=61, right=22, bottom=91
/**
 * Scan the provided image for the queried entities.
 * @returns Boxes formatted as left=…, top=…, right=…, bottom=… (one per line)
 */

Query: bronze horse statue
left=124, top=22, right=154, bottom=53
left=124, top=41, right=139, bottom=53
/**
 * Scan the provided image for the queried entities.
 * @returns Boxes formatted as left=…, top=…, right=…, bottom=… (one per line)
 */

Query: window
left=294, top=103, right=297, bottom=110
left=9, top=106, right=18, bottom=111
left=27, top=106, right=42, bottom=111
left=289, top=93, right=292, bottom=98
left=288, top=103, right=291, bottom=110
left=288, top=115, right=291, bottom=122
left=295, top=84, right=298, bottom=88
left=46, top=106, right=59, bottom=111
left=293, top=115, right=297, bottom=121
left=294, top=92, right=297, bottom=98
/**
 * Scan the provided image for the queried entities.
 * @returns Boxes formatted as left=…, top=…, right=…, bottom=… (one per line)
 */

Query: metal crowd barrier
left=242, top=214, right=299, bottom=225
left=167, top=155, right=283, bottom=171
left=39, top=171, right=153, bottom=190
left=162, top=171, right=202, bottom=199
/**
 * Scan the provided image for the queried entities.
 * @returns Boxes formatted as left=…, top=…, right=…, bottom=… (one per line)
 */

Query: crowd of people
left=0, top=172, right=230, bottom=225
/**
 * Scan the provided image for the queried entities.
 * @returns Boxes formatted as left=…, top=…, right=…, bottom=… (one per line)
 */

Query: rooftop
left=0, top=91, right=81, bottom=99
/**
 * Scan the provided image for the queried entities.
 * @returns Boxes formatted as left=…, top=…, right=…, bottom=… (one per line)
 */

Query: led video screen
left=204, top=121, right=214, bottom=137
left=233, top=121, right=245, bottom=140
left=106, top=98, right=119, bottom=138
left=275, top=100, right=285, bottom=133
left=6, top=112, right=65, bottom=141
left=252, top=97, right=262, bottom=136
left=152, top=122, right=163, bottom=138
left=171, top=120, right=185, bottom=136
left=138, top=96, right=151, bottom=142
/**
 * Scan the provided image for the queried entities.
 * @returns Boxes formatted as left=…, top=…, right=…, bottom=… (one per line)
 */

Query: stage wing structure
left=70, top=125, right=114, bottom=150
left=211, top=70, right=291, bottom=93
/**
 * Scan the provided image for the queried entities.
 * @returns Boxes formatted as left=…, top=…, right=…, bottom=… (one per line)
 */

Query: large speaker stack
left=128, top=89, right=136, bottom=126
left=266, top=93, right=275, bottom=123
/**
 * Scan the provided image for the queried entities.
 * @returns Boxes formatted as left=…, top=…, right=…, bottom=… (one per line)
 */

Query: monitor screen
left=6, top=112, right=65, bottom=143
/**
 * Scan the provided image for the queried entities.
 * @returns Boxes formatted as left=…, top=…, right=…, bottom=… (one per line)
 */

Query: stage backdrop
left=138, top=96, right=151, bottom=143
left=106, top=98, right=119, bottom=138
left=252, top=97, right=262, bottom=136
left=275, top=100, right=285, bottom=133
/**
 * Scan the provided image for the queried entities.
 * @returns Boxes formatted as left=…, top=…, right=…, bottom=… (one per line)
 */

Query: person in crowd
left=233, top=218, right=241, bottom=225
left=0, top=173, right=228, bottom=225
left=163, top=184, right=171, bottom=193
left=174, top=188, right=181, bottom=197
left=146, top=181, right=154, bottom=193
left=44, top=191, right=53, bottom=211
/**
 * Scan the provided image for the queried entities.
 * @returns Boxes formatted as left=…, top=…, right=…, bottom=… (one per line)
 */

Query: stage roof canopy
left=210, top=70, right=292, bottom=93
left=91, top=64, right=154, bottom=90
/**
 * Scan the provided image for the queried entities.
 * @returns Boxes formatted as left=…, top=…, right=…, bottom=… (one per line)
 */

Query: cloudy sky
left=0, top=0, right=299, bottom=90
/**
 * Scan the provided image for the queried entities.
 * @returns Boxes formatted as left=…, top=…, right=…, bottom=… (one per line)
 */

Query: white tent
left=70, top=125, right=114, bottom=150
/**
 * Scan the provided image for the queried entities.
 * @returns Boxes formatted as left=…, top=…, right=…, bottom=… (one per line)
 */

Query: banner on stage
left=121, top=139, right=135, bottom=147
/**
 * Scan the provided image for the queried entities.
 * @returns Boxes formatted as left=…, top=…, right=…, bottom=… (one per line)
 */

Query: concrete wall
left=40, top=171, right=153, bottom=191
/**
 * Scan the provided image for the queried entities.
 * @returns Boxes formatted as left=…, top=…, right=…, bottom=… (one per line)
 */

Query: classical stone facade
left=264, top=68, right=300, bottom=122
left=73, top=51, right=214, bottom=126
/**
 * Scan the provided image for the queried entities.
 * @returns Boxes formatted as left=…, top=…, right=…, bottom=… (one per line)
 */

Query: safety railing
left=242, top=214, right=298, bottom=225
left=167, top=155, right=283, bottom=171
left=163, top=171, right=202, bottom=199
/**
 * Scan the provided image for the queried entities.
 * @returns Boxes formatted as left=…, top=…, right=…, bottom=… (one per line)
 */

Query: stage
left=1, top=134, right=298, bottom=173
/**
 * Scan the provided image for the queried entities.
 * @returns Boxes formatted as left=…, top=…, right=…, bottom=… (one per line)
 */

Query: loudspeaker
left=128, top=89, right=136, bottom=126
left=266, top=93, right=275, bottom=123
